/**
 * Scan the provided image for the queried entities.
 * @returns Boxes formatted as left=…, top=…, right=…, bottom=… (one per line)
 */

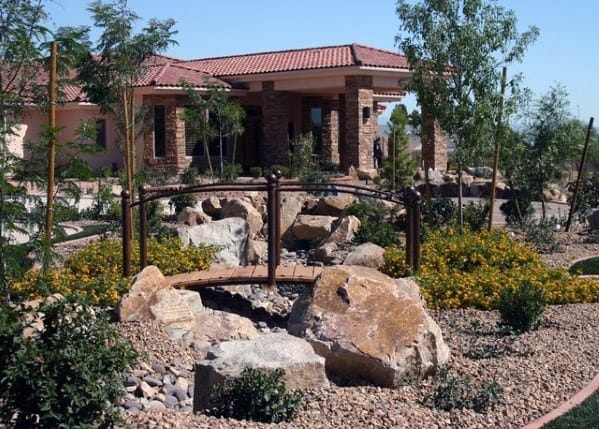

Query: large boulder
left=246, top=239, right=268, bottom=264
left=119, top=266, right=169, bottom=321
left=193, top=332, right=328, bottom=411
left=291, top=215, right=337, bottom=241
left=343, top=242, right=385, bottom=269
left=178, top=217, right=248, bottom=266
left=313, top=215, right=361, bottom=264
left=315, top=194, right=355, bottom=216
left=201, top=196, right=222, bottom=218
left=279, top=195, right=305, bottom=243
left=176, top=206, right=212, bottom=226
left=185, top=309, right=259, bottom=344
left=221, top=198, right=264, bottom=239
left=288, top=266, right=449, bottom=387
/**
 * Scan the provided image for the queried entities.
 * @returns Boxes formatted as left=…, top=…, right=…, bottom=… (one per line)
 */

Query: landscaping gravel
left=115, top=302, right=599, bottom=429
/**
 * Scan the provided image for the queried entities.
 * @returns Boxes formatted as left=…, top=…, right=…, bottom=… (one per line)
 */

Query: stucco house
left=11, top=43, right=447, bottom=175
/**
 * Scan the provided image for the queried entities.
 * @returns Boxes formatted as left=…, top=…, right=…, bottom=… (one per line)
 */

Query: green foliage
left=376, top=104, right=417, bottom=190
left=500, top=197, right=534, bottom=224
left=574, top=173, right=599, bottom=222
left=430, top=369, right=504, bottom=413
left=544, top=390, right=599, bottom=429
left=381, top=227, right=599, bottom=310
left=569, top=256, right=599, bottom=275
left=497, top=281, right=546, bottom=332
left=0, top=298, right=137, bottom=428
left=170, top=193, right=198, bottom=214
left=181, top=166, right=199, bottom=185
left=269, top=164, right=289, bottom=177
left=520, top=217, right=561, bottom=254
left=462, top=200, right=490, bottom=231
left=346, top=201, right=402, bottom=247
left=289, top=134, right=315, bottom=178
left=206, top=367, right=303, bottom=423
left=249, top=166, right=263, bottom=178
left=219, top=161, right=242, bottom=182
left=421, top=197, right=456, bottom=228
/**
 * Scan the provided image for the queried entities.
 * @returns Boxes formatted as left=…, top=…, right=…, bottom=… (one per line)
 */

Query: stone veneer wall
left=343, top=76, right=376, bottom=171
left=142, top=95, right=189, bottom=173
left=261, top=81, right=289, bottom=167
left=421, top=111, right=448, bottom=172
left=322, top=98, right=340, bottom=164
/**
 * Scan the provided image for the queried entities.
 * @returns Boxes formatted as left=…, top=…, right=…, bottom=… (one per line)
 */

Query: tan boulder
left=221, top=198, right=263, bottom=238
left=321, top=215, right=360, bottom=246
left=315, top=194, right=355, bottom=216
left=119, top=266, right=169, bottom=322
left=176, top=206, right=212, bottom=226
left=292, top=215, right=337, bottom=241
left=246, top=239, right=268, bottom=264
left=343, top=242, right=385, bottom=269
left=201, top=196, right=222, bottom=218
left=279, top=195, right=305, bottom=242
left=187, top=309, right=259, bottom=344
left=288, top=265, right=449, bottom=387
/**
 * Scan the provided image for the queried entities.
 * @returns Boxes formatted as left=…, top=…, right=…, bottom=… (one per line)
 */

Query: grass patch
left=543, top=390, right=599, bottom=428
left=53, top=223, right=109, bottom=244
left=569, top=257, right=599, bottom=275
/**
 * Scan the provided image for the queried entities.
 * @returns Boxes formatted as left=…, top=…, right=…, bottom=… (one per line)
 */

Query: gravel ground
left=114, top=228, right=599, bottom=428
left=117, top=303, right=599, bottom=429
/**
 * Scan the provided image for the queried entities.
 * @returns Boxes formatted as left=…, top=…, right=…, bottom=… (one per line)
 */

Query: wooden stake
left=565, top=117, right=595, bottom=231
left=488, top=67, right=507, bottom=231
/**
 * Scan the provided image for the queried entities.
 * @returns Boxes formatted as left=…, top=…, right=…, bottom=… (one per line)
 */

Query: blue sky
left=45, top=0, right=597, bottom=124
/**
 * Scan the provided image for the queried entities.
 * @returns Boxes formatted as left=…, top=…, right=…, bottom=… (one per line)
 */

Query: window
left=154, top=105, right=166, bottom=157
left=184, top=110, right=228, bottom=157
left=95, top=119, right=106, bottom=149
left=311, top=107, right=323, bottom=154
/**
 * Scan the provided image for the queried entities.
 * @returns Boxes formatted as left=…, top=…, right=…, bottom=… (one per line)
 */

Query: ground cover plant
left=381, top=227, right=599, bottom=310
left=206, top=367, right=303, bottom=423
left=8, top=237, right=216, bottom=306
left=543, top=390, right=599, bottom=429
left=569, top=256, right=599, bottom=275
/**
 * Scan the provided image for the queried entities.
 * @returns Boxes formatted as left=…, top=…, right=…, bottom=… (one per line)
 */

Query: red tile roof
left=182, top=43, right=409, bottom=77
left=137, top=62, right=231, bottom=88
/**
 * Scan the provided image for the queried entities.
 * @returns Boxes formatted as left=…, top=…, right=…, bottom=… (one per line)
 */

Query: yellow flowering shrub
left=381, top=228, right=599, bottom=310
left=10, top=238, right=216, bottom=307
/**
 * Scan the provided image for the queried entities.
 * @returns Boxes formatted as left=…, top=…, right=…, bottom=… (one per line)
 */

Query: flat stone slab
left=193, top=332, right=328, bottom=411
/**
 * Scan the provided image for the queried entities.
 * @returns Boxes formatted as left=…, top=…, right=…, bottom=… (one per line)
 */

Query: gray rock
left=146, top=400, right=167, bottom=411
left=178, top=217, right=249, bottom=266
left=193, top=332, right=328, bottom=412
left=164, top=394, right=179, bottom=408
left=151, top=363, right=167, bottom=376
left=343, top=242, right=385, bottom=268
left=143, top=375, right=163, bottom=387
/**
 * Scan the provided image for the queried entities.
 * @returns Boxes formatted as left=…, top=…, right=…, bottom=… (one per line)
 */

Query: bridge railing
left=121, top=172, right=422, bottom=286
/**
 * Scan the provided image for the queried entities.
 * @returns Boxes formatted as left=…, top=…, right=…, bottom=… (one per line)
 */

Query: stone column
left=421, top=107, right=448, bottom=172
left=322, top=98, right=340, bottom=164
left=343, top=76, right=376, bottom=171
left=262, top=81, right=289, bottom=167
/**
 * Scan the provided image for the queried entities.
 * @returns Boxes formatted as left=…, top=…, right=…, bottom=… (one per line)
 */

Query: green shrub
left=269, top=164, right=289, bottom=178
left=520, top=217, right=561, bottom=254
left=346, top=201, right=402, bottom=248
left=462, top=200, right=490, bottom=231
left=288, top=134, right=314, bottom=178
left=249, top=166, right=263, bottom=178
left=500, top=197, right=534, bottom=224
left=497, top=280, right=546, bottom=332
left=181, top=166, right=199, bottom=185
left=206, top=367, right=302, bottom=423
left=219, top=161, right=242, bottom=182
left=0, top=299, right=137, bottom=428
left=431, top=371, right=504, bottom=413
left=422, top=197, right=456, bottom=228
left=170, top=193, right=198, bottom=214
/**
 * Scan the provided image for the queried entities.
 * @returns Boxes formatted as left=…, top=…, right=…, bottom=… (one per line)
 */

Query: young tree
left=378, top=104, right=417, bottom=189
left=0, top=0, right=51, bottom=302
left=77, top=0, right=177, bottom=205
left=519, top=86, right=586, bottom=218
left=206, top=86, right=246, bottom=174
left=181, top=82, right=216, bottom=176
left=396, top=0, right=539, bottom=227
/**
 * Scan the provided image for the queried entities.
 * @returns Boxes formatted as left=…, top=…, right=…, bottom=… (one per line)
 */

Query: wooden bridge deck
left=167, top=265, right=324, bottom=290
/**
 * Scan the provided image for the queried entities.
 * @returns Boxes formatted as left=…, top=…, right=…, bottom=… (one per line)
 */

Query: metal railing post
left=121, top=190, right=131, bottom=277
left=274, top=170, right=282, bottom=266
left=405, top=186, right=422, bottom=272
left=139, top=186, right=148, bottom=270
left=266, top=173, right=278, bottom=289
